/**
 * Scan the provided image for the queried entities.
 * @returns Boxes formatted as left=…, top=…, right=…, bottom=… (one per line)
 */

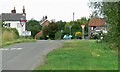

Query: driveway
left=2, top=40, right=64, bottom=70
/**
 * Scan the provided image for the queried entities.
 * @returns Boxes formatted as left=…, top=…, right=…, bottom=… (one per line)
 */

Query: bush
left=38, top=36, right=44, bottom=40
left=55, top=31, right=62, bottom=40
left=75, top=31, right=82, bottom=39
left=2, top=31, right=16, bottom=41
left=2, top=28, right=19, bottom=37
left=2, top=28, right=19, bottom=42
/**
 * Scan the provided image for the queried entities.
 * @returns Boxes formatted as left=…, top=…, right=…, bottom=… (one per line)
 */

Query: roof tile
left=88, top=18, right=105, bottom=26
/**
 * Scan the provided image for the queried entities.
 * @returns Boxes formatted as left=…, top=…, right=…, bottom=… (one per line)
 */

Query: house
left=88, top=17, right=107, bottom=39
left=40, top=16, right=50, bottom=29
left=35, top=16, right=50, bottom=39
left=0, top=6, right=30, bottom=36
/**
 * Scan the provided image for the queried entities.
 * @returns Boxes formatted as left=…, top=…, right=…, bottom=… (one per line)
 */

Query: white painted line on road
left=10, top=48, right=23, bottom=50
left=0, top=48, right=23, bottom=51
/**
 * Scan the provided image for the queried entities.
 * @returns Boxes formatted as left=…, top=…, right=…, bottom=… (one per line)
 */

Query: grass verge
left=35, top=40, right=118, bottom=70
left=2, top=38, right=36, bottom=47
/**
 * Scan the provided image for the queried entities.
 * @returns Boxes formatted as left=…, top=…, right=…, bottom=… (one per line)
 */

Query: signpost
left=20, top=18, right=26, bottom=36
left=80, top=24, right=86, bottom=39
left=69, top=26, right=72, bottom=35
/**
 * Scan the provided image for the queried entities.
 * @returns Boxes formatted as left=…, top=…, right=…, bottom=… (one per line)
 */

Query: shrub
left=2, top=28, right=19, bottom=42
left=2, top=31, right=16, bottom=41
left=2, top=28, right=19, bottom=37
left=75, top=31, right=82, bottom=39
left=55, top=30, right=62, bottom=40
left=75, top=32, right=82, bottom=36
left=38, top=35, right=44, bottom=40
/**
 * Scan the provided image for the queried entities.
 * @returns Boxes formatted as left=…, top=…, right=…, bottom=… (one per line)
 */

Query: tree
left=56, top=20, right=66, bottom=30
left=43, top=21, right=58, bottom=40
left=26, top=19, right=42, bottom=37
left=89, top=1, right=119, bottom=49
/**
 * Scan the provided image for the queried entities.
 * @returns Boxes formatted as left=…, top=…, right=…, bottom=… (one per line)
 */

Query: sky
left=0, top=0, right=92, bottom=21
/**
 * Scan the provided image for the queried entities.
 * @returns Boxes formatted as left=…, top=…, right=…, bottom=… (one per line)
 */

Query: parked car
left=63, top=34, right=72, bottom=40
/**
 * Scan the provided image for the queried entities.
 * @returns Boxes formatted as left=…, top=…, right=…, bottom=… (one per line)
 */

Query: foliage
left=55, top=30, right=63, bottom=40
left=35, top=40, right=118, bottom=70
left=56, top=20, right=66, bottom=30
left=43, top=21, right=58, bottom=40
left=71, top=21, right=81, bottom=35
left=2, top=28, right=35, bottom=47
left=2, top=30, right=16, bottom=42
left=0, top=20, right=2, bottom=27
left=2, top=28, right=19, bottom=40
left=89, top=1, right=119, bottom=50
left=75, top=32, right=82, bottom=36
left=102, top=2, right=119, bottom=49
left=2, top=28, right=20, bottom=47
left=26, top=19, right=42, bottom=37
left=41, top=18, right=89, bottom=40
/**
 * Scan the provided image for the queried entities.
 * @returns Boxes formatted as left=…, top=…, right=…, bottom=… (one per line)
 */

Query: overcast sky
left=0, top=0, right=92, bottom=21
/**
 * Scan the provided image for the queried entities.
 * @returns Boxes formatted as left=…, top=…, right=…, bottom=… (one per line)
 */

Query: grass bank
left=2, top=38, right=36, bottom=47
left=1, top=28, right=36, bottom=47
left=35, top=40, right=118, bottom=70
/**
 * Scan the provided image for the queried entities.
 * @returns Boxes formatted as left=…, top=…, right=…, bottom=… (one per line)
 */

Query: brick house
left=35, top=16, right=50, bottom=39
left=88, top=18, right=107, bottom=39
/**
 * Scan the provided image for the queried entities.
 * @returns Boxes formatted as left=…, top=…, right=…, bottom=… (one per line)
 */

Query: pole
left=82, top=28, right=85, bottom=39
left=73, top=12, right=74, bottom=22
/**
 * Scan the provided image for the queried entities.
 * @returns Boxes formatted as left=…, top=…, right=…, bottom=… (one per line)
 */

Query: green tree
left=56, top=20, right=66, bottom=30
left=26, top=19, right=42, bottom=37
left=43, top=21, right=58, bottom=40
left=55, top=30, right=62, bottom=40
left=89, top=1, right=119, bottom=49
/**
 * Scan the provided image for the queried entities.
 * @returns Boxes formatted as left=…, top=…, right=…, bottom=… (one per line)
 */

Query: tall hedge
left=2, top=28, right=19, bottom=42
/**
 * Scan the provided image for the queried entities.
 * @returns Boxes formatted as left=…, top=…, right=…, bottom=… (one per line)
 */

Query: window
left=17, top=23, right=21, bottom=28
left=91, top=26, right=96, bottom=30
left=91, top=27, right=93, bottom=30
left=93, top=26, right=96, bottom=30
left=5, top=23, right=10, bottom=27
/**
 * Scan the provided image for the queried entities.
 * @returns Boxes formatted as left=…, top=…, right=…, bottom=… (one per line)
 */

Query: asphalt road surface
left=2, top=40, right=64, bottom=70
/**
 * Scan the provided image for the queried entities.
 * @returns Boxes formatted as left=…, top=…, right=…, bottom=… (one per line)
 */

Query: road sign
left=80, top=24, right=86, bottom=39
left=80, top=24, right=86, bottom=29
left=20, top=20, right=26, bottom=27
left=22, top=31, right=31, bottom=36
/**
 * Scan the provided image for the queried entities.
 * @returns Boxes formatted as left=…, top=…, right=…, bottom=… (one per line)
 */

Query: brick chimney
left=23, top=6, right=26, bottom=14
left=11, top=7, right=16, bottom=13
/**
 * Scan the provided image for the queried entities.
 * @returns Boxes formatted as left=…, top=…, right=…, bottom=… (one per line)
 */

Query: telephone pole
left=73, top=12, right=74, bottom=23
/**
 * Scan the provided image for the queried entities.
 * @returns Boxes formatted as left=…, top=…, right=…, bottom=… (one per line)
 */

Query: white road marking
left=0, top=48, right=23, bottom=50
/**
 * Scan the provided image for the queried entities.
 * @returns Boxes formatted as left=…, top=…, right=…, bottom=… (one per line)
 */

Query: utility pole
left=69, top=12, right=74, bottom=35
left=73, top=12, right=74, bottom=24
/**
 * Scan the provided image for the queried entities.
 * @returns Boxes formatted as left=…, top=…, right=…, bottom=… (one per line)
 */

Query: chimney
left=11, top=7, right=16, bottom=13
left=23, top=6, right=25, bottom=14
left=45, top=16, right=47, bottom=19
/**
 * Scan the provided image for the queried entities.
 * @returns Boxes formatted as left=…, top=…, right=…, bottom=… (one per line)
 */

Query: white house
left=0, top=6, right=31, bottom=36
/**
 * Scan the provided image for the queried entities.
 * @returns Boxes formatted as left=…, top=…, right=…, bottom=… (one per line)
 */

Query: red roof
left=88, top=18, right=105, bottom=26
left=42, top=20, right=50, bottom=26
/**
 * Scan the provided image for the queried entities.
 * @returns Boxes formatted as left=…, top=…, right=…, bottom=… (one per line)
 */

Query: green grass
left=1, top=27, right=36, bottom=47
left=35, top=40, right=118, bottom=70
left=2, top=38, right=36, bottom=47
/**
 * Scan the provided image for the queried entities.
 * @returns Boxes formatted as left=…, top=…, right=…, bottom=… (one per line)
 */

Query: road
left=2, top=40, right=64, bottom=70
